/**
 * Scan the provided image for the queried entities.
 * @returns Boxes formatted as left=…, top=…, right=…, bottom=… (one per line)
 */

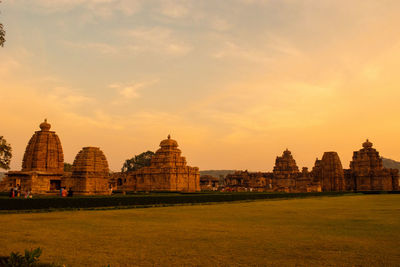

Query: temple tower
left=124, top=135, right=200, bottom=192
left=273, top=149, right=299, bottom=175
left=349, top=140, right=396, bottom=191
left=63, top=147, right=110, bottom=195
left=272, top=149, right=299, bottom=191
left=312, top=152, right=345, bottom=191
left=22, top=119, right=64, bottom=173
left=6, top=119, right=64, bottom=194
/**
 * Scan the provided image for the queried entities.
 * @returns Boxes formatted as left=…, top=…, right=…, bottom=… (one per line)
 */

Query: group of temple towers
left=1, top=119, right=399, bottom=195
left=1, top=119, right=200, bottom=194
left=224, top=140, right=399, bottom=192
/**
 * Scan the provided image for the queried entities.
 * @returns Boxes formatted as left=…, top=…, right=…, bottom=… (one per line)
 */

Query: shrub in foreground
left=0, top=247, right=61, bottom=267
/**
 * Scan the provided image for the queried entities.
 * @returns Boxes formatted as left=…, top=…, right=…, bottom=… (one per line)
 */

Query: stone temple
left=120, top=135, right=200, bottom=192
left=5, top=119, right=64, bottom=194
left=272, top=149, right=299, bottom=191
left=63, top=147, right=110, bottom=195
left=312, top=152, right=345, bottom=191
left=345, top=140, right=399, bottom=191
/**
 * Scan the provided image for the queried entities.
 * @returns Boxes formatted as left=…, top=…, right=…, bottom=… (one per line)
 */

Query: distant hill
left=200, top=170, right=236, bottom=178
left=382, top=157, right=400, bottom=171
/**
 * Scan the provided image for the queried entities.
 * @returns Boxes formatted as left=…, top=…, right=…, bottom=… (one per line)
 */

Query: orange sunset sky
left=1, top=0, right=400, bottom=172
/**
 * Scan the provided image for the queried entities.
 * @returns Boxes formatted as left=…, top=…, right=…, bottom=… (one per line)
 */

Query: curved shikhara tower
left=312, top=152, right=345, bottom=191
left=6, top=119, right=64, bottom=194
left=63, top=147, right=110, bottom=195
left=22, top=119, right=64, bottom=173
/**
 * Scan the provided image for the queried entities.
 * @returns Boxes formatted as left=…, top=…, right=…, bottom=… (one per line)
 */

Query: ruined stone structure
left=346, top=140, right=399, bottom=191
left=312, top=152, right=345, bottom=191
left=63, top=147, right=110, bottom=195
left=200, top=175, right=221, bottom=191
left=120, top=136, right=200, bottom=192
left=224, top=171, right=272, bottom=192
left=5, top=120, right=64, bottom=194
left=225, top=150, right=320, bottom=193
left=295, top=167, right=322, bottom=193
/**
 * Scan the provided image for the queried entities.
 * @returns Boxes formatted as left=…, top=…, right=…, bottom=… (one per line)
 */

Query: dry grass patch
left=0, top=195, right=399, bottom=266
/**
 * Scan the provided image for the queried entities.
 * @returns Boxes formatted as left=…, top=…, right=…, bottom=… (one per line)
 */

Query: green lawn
left=0, top=195, right=399, bottom=266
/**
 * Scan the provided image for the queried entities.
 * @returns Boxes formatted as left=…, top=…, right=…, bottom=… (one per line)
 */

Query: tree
left=121, top=151, right=155, bottom=172
left=64, top=162, right=73, bottom=172
left=0, top=1, right=5, bottom=47
left=0, top=136, right=12, bottom=170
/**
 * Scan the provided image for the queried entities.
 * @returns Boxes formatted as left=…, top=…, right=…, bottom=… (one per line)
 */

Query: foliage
left=0, top=191, right=351, bottom=211
left=121, top=151, right=155, bottom=172
left=0, top=1, right=5, bottom=47
left=0, top=136, right=12, bottom=170
left=64, top=162, right=73, bottom=172
left=0, top=247, right=42, bottom=266
left=0, top=23, right=4, bottom=47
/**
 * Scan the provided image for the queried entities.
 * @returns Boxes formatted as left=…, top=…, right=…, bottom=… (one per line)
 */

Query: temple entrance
left=50, top=180, right=61, bottom=190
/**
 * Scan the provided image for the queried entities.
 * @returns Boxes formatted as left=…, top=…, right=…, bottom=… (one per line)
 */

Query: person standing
left=62, top=187, right=68, bottom=197
left=9, top=187, right=14, bottom=198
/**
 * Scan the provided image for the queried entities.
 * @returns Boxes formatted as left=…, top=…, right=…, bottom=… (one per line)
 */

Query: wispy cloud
left=109, top=79, right=159, bottom=103
left=214, top=41, right=271, bottom=63
left=20, top=0, right=142, bottom=17
left=63, top=41, right=118, bottom=54
left=124, top=27, right=192, bottom=56
left=63, top=27, right=192, bottom=56
left=159, top=0, right=190, bottom=18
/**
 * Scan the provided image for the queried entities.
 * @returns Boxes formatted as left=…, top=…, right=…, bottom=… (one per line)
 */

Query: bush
left=1, top=247, right=41, bottom=266
left=0, top=192, right=351, bottom=211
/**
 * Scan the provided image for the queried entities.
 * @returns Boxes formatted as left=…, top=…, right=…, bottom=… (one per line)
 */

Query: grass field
left=0, top=194, right=399, bottom=266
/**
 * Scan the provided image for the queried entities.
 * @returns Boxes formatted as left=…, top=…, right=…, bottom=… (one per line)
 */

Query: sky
left=1, top=0, right=400, bottom=172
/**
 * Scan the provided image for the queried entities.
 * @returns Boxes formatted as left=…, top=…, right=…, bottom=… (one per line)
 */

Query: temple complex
left=63, top=147, right=110, bottom=195
left=312, top=152, right=345, bottom=191
left=225, top=150, right=321, bottom=193
left=120, top=135, right=200, bottom=192
left=5, top=120, right=64, bottom=194
left=1, top=119, right=398, bottom=195
left=225, top=140, right=399, bottom=192
left=345, top=140, right=399, bottom=191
